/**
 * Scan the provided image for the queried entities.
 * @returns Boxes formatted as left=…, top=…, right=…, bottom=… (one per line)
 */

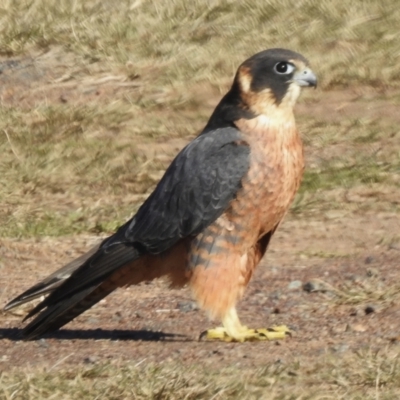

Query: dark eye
left=274, top=62, right=295, bottom=75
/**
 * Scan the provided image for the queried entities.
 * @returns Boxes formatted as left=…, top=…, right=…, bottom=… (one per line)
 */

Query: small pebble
left=177, top=301, right=198, bottom=313
left=332, top=323, right=347, bottom=334
left=288, top=280, right=302, bottom=290
left=135, top=312, right=144, bottom=318
left=365, top=305, right=375, bottom=315
left=349, top=308, right=358, bottom=317
left=365, top=256, right=374, bottom=264
left=83, top=356, right=97, bottom=364
left=38, top=339, right=48, bottom=348
left=351, top=324, right=367, bottom=332
left=331, top=343, right=350, bottom=353
left=270, top=290, right=281, bottom=300
left=366, top=268, right=379, bottom=277
left=303, top=280, right=326, bottom=293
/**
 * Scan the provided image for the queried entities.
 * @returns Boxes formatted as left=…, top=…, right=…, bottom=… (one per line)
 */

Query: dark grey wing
left=107, top=126, right=250, bottom=253
left=45, top=125, right=250, bottom=303
left=11, top=126, right=250, bottom=338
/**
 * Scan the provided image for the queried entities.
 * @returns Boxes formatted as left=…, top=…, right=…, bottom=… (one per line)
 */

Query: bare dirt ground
left=0, top=44, right=400, bottom=398
left=1, top=215, right=400, bottom=371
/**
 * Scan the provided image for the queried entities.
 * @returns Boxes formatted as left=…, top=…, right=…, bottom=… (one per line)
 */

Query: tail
left=4, top=243, right=100, bottom=311
left=22, top=279, right=117, bottom=340
left=9, top=243, right=140, bottom=340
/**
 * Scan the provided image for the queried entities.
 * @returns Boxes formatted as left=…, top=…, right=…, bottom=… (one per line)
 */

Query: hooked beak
left=293, top=67, right=317, bottom=88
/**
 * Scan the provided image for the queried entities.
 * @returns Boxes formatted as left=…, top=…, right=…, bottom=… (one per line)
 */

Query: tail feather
left=4, top=244, right=100, bottom=311
left=24, top=244, right=139, bottom=321
left=6, top=237, right=189, bottom=340
left=22, top=283, right=115, bottom=340
left=7, top=242, right=140, bottom=340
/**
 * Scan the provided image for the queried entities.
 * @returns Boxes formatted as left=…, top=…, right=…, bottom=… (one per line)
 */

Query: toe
left=199, top=327, right=233, bottom=342
left=254, top=325, right=292, bottom=340
left=200, top=325, right=291, bottom=342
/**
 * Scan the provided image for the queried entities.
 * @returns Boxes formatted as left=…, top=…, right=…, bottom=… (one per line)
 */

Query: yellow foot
left=199, top=325, right=291, bottom=342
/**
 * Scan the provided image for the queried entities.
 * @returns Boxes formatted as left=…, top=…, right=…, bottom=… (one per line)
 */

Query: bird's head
left=235, top=48, right=317, bottom=117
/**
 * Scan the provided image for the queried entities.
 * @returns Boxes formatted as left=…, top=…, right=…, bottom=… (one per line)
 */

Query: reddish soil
left=1, top=216, right=400, bottom=370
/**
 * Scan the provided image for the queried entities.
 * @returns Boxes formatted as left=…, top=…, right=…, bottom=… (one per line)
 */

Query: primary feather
left=6, top=127, right=250, bottom=339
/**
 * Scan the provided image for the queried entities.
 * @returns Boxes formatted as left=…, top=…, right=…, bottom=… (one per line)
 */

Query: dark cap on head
left=239, top=48, right=315, bottom=103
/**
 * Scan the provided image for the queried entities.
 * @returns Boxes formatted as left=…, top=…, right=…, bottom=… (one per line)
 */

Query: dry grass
left=1, top=348, right=400, bottom=400
left=302, top=273, right=400, bottom=308
left=1, top=0, right=400, bottom=88
left=0, top=0, right=399, bottom=236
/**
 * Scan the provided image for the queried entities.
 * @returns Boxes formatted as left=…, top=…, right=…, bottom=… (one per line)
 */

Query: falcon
left=4, top=48, right=317, bottom=342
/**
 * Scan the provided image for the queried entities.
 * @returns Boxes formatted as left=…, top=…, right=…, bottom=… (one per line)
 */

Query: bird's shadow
left=0, top=327, right=190, bottom=342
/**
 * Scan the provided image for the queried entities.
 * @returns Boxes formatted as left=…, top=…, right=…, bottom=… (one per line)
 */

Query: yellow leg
left=200, top=307, right=291, bottom=342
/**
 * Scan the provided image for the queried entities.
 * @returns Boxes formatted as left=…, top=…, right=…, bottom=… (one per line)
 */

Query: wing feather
left=4, top=126, right=250, bottom=338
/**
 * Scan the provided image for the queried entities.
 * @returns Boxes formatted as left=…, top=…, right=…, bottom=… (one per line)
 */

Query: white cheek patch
left=239, top=70, right=252, bottom=93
